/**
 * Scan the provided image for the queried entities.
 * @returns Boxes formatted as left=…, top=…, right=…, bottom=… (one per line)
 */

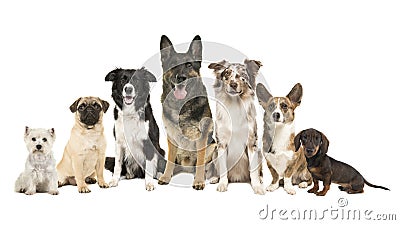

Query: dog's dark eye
left=268, top=104, right=274, bottom=111
left=42, top=138, right=47, bottom=142
left=240, top=77, right=245, bottom=82
left=315, top=136, right=320, bottom=142
left=32, top=137, right=36, bottom=142
left=281, top=103, right=288, bottom=110
left=78, top=104, right=86, bottom=111
left=302, top=135, right=307, bottom=140
left=186, top=63, right=192, bottom=68
left=93, top=103, right=101, bottom=110
left=121, top=75, right=128, bottom=82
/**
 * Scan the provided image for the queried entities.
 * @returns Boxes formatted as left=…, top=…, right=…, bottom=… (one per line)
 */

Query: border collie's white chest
left=115, top=107, right=149, bottom=165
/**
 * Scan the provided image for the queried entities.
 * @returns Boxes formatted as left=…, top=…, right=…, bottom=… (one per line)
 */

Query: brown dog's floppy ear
left=294, top=131, right=303, bottom=152
left=319, top=131, right=330, bottom=155
left=256, top=83, right=273, bottom=109
left=208, top=60, right=229, bottom=80
left=69, top=98, right=82, bottom=113
left=287, top=83, right=303, bottom=108
left=100, top=99, right=110, bottom=113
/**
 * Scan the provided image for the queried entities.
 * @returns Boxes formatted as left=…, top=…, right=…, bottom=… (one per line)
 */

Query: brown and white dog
left=209, top=59, right=265, bottom=194
left=256, top=83, right=312, bottom=195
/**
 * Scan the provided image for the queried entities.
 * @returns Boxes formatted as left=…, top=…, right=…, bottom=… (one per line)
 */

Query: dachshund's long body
left=295, top=128, right=390, bottom=196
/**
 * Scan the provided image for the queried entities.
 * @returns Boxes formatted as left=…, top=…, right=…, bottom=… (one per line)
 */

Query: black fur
left=104, top=67, right=165, bottom=177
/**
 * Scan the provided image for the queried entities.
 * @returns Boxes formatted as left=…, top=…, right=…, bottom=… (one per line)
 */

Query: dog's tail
left=364, top=179, right=390, bottom=191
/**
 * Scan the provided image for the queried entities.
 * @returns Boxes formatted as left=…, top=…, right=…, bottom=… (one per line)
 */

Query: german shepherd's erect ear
left=160, top=35, right=176, bottom=65
left=188, top=35, right=202, bottom=61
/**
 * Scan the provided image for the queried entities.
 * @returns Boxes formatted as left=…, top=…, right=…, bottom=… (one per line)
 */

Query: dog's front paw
left=209, top=177, right=219, bottom=184
left=78, top=186, right=91, bottom=193
left=316, top=191, right=326, bottom=196
left=308, top=187, right=319, bottom=194
left=252, top=184, right=266, bottom=195
left=158, top=175, right=171, bottom=185
left=217, top=182, right=228, bottom=192
left=125, top=173, right=135, bottom=180
left=145, top=182, right=155, bottom=191
left=24, top=190, right=36, bottom=195
left=192, top=179, right=205, bottom=190
left=266, top=183, right=279, bottom=192
left=108, top=179, right=119, bottom=187
left=298, top=182, right=308, bottom=189
left=98, top=181, right=109, bottom=189
left=48, top=190, right=59, bottom=195
left=284, top=186, right=296, bottom=195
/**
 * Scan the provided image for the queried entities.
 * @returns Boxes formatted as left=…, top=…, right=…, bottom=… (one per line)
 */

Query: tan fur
left=57, top=97, right=109, bottom=193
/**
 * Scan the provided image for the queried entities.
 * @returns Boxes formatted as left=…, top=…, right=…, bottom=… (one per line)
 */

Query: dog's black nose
left=176, top=74, right=187, bottom=83
left=229, top=82, right=238, bottom=89
left=124, top=86, right=133, bottom=95
left=272, top=112, right=280, bottom=121
left=36, top=145, right=42, bottom=150
left=306, top=148, right=313, bottom=154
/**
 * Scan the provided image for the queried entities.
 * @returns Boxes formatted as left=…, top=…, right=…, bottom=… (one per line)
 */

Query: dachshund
left=294, top=128, right=389, bottom=196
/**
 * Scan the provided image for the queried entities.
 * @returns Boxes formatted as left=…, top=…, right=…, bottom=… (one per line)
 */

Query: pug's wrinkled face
left=69, top=97, right=109, bottom=128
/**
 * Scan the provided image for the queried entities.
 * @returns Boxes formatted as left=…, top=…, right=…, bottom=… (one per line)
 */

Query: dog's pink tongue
left=174, top=87, right=187, bottom=99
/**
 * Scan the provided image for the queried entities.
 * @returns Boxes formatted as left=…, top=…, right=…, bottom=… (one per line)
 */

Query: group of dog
left=15, top=35, right=389, bottom=196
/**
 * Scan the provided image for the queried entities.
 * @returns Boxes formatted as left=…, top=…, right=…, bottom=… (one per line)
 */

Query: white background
left=0, top=0, right=399, bottom=224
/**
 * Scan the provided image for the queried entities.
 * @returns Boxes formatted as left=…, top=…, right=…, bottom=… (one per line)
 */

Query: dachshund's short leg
left=308, top=177, right=319, bottom=194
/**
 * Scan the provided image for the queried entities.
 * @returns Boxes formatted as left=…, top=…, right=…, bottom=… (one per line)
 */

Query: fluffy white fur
left=15, top=127, right=58, bottom=195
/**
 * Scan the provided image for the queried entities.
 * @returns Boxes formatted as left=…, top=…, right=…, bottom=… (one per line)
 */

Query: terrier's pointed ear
left=25, top=126, right=31, bottom=137
left=49, top=128, right=55, bottom=137
left=256, top=83, right=273, bottom=109
left=287, top=83, right=303, bottom=108
left=69, top=98, right=82, bottom=113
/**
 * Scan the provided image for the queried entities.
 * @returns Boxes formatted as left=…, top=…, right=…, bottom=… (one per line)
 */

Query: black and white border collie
left=105, top=67, right=165, bottom=191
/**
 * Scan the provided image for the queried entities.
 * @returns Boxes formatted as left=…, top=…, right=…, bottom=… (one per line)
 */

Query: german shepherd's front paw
left=158, top=175, right=171, bottom=185
left=192, top=179, right=205, bottom=190
left=78, top=186, right=91, bottom=193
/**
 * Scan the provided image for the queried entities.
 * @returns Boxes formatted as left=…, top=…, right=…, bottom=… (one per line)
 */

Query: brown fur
left=295, top=128, right=390, bottom=196
left=57, top=97, right=110, bottom=193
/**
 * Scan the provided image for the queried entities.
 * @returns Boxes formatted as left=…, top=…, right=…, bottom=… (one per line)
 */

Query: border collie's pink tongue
left=124, top=96, right=134, bottom=105
left=174, top=86, right=187, bottom=99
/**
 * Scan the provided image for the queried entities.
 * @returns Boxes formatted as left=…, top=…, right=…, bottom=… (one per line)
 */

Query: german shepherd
left=157, top=35, right=217, bottom=190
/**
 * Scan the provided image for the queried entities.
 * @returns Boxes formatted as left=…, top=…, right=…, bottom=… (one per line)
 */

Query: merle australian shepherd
left=104, top=67, right=165, bottom=191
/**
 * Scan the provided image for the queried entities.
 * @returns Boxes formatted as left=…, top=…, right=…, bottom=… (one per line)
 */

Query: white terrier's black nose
left=36, top=145, right=42, bottom=150
left=124, top=86, right=133, bottom=95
